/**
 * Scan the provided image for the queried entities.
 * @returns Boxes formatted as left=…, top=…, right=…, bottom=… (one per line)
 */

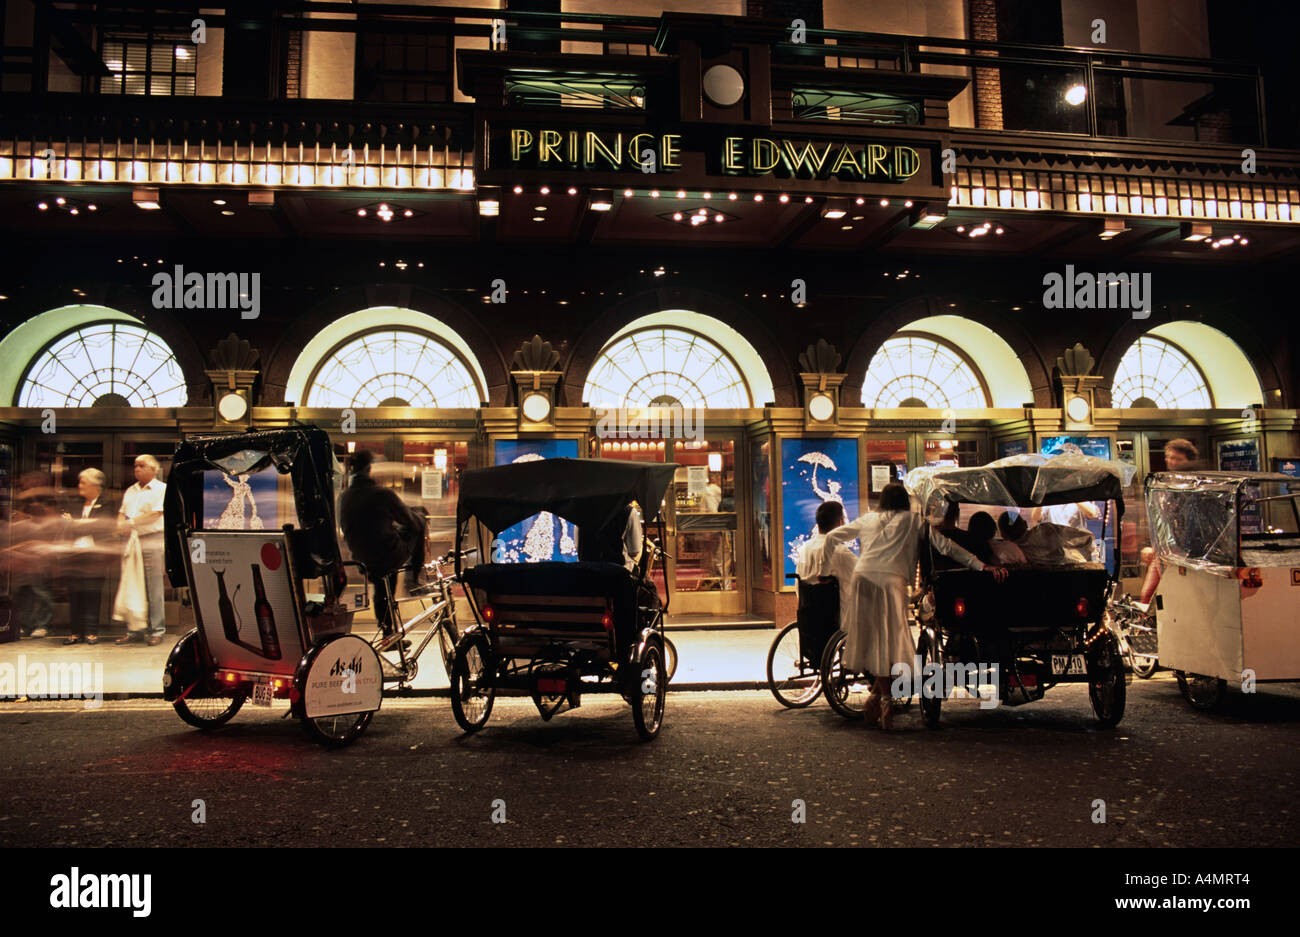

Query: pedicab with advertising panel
left=160, top=426, right=388, bottom=747
left=449, top=457, right=677, bottom=740
left=893, top=454, right=1133, bottom=728
left=1144, top=470, right=1300, bottom=711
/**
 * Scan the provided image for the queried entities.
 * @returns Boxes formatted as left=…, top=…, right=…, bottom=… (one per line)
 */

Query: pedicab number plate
left=252, top=681, right=274, bottom=707
left=1051, top=654, right=1087, bottom=675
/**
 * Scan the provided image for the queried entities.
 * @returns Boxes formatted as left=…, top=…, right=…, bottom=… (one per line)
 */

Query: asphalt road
left=2, top=675, right=1297, bottom=848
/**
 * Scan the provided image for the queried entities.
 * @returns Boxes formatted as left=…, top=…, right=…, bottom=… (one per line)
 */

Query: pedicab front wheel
left=631, top=640, right=667, bottom=741
left=174, top=690, right=248, bottom=729
left=450, top=631, right=496, bottom=733
left=293, top=634, right=384, bottom=748
left=1175, top=671, right=1226, bottom=712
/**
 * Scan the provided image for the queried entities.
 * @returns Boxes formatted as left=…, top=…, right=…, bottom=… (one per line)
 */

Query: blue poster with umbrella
left=492, top=439, right=580, bottom=563
left=781, top=437, right=860, bottom=582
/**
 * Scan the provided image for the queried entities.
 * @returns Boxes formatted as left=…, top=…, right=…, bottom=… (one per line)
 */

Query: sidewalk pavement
left=0, top=625, right=785, bottom=698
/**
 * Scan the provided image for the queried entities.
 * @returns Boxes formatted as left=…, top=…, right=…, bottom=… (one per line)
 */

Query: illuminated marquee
left=502, top=127, right=922, bottom=182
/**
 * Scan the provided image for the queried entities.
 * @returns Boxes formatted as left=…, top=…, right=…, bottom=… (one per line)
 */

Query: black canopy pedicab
left=895, top=454, right=1133, bottom=728
left=161, top=426, right=386, bottom=747
left=449, top=457, right=677, bottom=740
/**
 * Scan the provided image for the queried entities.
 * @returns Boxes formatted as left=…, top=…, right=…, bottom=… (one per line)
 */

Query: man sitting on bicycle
left=338, top=449, right=426, bottom=639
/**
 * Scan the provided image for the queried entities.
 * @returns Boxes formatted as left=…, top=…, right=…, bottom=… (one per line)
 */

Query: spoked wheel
left=632, top=641, right=667, bottom=741
left=174, top=687, right=248, bottom=729
left=1132, top=655, right=1159, bottom=679
left=767, top=622, right=822, bottom=708
left=303, top=709, right=374, bottom=748
left=663, top=637, right=679, bottom=683
left=1176, top=671, right=1227, bottom=712
left=819, top=630, right=873, bottom=720
left=918, top=628, right=943, bottom=729
left=1087, top=634, right=1127, bottom=728
left=450, top=631, right=496, bottom=733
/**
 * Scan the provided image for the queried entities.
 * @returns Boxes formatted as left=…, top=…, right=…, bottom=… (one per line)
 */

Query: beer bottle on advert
left=250, top=564, right=282, bottom=659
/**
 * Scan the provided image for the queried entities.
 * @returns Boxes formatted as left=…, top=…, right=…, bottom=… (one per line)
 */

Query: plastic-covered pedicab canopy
left=1144, top=470, right=1300, bottom=576
left=164, top=425, right=343, bottom=583
left=905, top=453, right=1134, bottom=518
left=456, top=458, right=678, bottom=539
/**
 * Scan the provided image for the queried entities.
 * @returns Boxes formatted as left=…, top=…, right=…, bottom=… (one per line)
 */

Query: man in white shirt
left=1032, top=500, right=1099, bottom=530
left=795, top=501, right=858, bottom=631
left=117, top=454, right=168, bottom=645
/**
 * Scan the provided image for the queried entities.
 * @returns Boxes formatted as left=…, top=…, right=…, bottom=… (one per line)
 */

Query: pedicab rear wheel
left=1132, top=655, right=1158, bottom=679
left=1176, top=671, right=1226, bottom=712
left=450, top=631, right=496, bottom=733
left=303, top=709, right=374, bottom=748
left=819, top=630, right=871, bottom=720
left=663, top=636, right=678, bottom=683
left=1087, top=633, right=1127, bottom=728
left=918, top=628, right=943, bottom=729
left=174, top=689, right=248, bottom=729
left=631, top=640, right=666, bottom=741
left=767, top=621, right=822, bottom=708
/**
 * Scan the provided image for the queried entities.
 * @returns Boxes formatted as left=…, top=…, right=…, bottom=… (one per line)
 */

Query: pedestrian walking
left=60, top=468, right=116, bottom=645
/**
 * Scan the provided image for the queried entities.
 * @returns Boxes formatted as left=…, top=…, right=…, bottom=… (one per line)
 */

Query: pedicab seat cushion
left=461, top=561, right=643, bottom=649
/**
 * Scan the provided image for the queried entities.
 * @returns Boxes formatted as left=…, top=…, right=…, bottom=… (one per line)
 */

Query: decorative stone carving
left=511, top=334, right=560, bottom=372
left=209, top=333, right=259, bottom=371
left=1056, top=342, right=1095, bottom=377
left=798, top=338, right=842, bottom=375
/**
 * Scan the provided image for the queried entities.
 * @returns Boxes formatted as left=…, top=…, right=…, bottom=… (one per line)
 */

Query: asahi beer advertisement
left=302, top=634, right=382, bottom=719
left=189, top=533, right=303, bottom=674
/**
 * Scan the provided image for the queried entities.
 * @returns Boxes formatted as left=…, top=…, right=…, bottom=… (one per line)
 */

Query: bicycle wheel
left=1132, top=655, right=1158, bottom=679
left=450, top=631, right=496, bottom=733
left=820, top=630, right=872, bottom=720
left=631, top=640, right=666, bottom=741
left=174, top=688, right=247, bottom=729
left=767, top=622, right=822, bottom=708
left=1176, top=671, right=1226, bottom=712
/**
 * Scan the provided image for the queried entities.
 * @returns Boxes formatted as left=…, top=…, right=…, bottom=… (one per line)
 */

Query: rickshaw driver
left=339, top=449, right=426, bottom=640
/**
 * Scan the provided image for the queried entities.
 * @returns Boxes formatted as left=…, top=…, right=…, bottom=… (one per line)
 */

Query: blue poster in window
left=781, top=438, right=860, bottom=583
left=998, top=438, right=1030, bottom=459
left=1040, top=436, right=1111, bottom=459
left=492, top=439, right=580, bottom=563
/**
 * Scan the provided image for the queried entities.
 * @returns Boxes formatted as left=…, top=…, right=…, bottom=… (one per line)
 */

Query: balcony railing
left=0, top=2, right=1272, bottom=147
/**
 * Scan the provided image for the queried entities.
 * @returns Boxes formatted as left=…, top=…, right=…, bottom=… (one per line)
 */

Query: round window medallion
left=807, top=392, right=835, bottom=422
left=217, top=391, right=248, bottom=421
left=521, top=392, right=552, bottom=423
left=702, top=64, right=745, bottom=107
left=1066, top=394, right=1092, bottom=422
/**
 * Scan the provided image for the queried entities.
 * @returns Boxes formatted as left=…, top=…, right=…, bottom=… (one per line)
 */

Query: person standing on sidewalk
left=116, top=455, right=168, bottom=646
left=823, top=482, right=1007, bottom=731
left=61, top=468, right=116, bottom=645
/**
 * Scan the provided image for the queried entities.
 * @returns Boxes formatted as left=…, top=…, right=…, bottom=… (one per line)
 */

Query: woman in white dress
left=822, top=482, right=1008, bottom=729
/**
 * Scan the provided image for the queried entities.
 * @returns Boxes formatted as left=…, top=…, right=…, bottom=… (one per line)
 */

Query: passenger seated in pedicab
left=338, top=449, right=426, bottom=640
left=999, top=510, right=1093, bottom=566
left=992, top=511, right=1029, bottom=566
left=795, top=501, right=858, bottom=636
left=927, top=499, right=985, bottom=571
left=967, top=510, right=1028, bottom=566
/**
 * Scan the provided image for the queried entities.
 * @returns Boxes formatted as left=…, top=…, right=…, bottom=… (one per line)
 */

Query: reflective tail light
left=601, top=607, right=613, bottom=632
left=1236, top=567, right=1263, bottom=588
left=1075, top=597, right=1090, bottom=618
left=482, top=604, right=495, bottom=622
left=953, top=598, right=967, bottom=618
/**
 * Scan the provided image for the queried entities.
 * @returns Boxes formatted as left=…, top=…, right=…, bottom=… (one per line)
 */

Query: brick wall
left=969, top=0, right=1003, bottom=131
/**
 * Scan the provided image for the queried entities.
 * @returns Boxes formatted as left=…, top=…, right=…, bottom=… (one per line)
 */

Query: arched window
left=1112, top=336, right=1212, bottom=408
left=584, top=327, right=752, bottom=408
left=303, top=328, right=482, bottom=407
left=17, top=322, right=186, bottom=407
left=861, top=333, right=989, bottom=408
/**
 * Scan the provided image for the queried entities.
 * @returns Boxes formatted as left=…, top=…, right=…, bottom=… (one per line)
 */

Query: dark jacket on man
left=338, top=474, right=421, bottom=576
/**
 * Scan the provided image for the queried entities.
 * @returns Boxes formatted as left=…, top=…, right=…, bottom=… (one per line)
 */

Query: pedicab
left=902, top=454, right=1134, bottom=728
left=1144, top=470, right=1300, bottom=711
left=449, top=457, right=677, bottom=740
left=161, top=425, right=385, bottom=747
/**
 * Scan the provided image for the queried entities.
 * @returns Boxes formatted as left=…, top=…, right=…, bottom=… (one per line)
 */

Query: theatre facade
left=1, top=3, right=1298, bottom=624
